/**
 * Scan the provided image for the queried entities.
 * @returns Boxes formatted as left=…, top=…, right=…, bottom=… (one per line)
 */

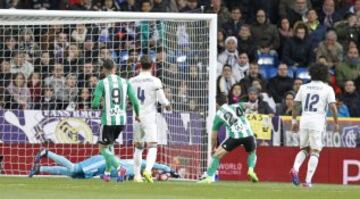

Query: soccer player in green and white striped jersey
left=92, top=59, right=140, bottom=182
left=198, top=101, right=259, bottom=183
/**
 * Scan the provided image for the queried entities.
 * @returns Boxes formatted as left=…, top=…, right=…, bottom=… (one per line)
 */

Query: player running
left=129, top=55, right=171, bottom=183
left=290, top=63, right=339, bottom=187
left=92, top=59, right=140, bottom=182
left=198, top=100, right=259, bottom=184
left=28, top=149, right=179, bottom=181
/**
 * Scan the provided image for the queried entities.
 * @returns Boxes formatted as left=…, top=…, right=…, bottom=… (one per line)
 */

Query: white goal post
left=0, top=9, right=217, bottom=180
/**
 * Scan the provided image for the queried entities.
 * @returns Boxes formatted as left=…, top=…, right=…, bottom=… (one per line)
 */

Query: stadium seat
left=296, top=67, right=311, bottom=82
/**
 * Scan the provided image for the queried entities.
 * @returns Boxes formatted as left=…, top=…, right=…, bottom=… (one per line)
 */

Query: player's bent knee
left=214, top=147, right=228, bottom=159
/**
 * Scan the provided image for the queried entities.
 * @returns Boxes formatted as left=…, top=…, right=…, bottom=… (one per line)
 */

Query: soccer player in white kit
left=129, top=55, right=171, bottom=183
left=290, top=63, right=339, bottom=187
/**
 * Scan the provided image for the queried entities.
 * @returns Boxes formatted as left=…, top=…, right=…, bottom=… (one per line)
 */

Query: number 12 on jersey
left=304, top=93, right=319, bottom=112
left=137, top=87, right=145, bottom=104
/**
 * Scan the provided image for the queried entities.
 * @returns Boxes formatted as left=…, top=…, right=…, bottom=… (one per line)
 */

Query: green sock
left=207, top=156, right=220, bottom=177
left=247, top=151, right=257, bottom=170
left=100, top=146, right=113, bottom=172
left=108, top=144, right=120, bottom=169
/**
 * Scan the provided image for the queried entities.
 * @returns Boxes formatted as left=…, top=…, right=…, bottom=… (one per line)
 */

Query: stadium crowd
left=0, top=0, right=359, bottom=117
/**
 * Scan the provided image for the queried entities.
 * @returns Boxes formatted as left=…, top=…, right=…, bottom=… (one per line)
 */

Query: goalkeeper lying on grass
left=29, top=149, right=179, bottom=181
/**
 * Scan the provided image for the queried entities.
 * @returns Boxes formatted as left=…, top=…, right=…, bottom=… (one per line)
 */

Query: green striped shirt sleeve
left=212, top=114, right=224, bottom=132
left=91, top=80, right=104, bottom=109
left=127, top=81, right=140, bottom=117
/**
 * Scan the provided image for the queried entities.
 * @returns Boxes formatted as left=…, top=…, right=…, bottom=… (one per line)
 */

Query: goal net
left=0, top=10, right=217, bottom=180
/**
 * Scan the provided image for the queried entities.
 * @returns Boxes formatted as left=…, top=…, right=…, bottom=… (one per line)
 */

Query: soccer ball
left=156, top=171, right=170, bottom=181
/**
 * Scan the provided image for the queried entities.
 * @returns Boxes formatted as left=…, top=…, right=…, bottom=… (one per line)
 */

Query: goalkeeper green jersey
left=212, top=103, right=254, bottom=139
left=91, top=74, right=140, bottom=125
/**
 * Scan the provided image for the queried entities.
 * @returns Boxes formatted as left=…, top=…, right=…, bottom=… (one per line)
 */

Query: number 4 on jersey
left=137, top=87, right=145, bottom=104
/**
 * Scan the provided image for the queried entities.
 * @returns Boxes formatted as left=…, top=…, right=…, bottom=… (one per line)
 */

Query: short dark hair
left=140, top=55, right=152, bottom=70
left=102, top=59, right=115, bottom=70
left=309, top=63, right=329, bottom=82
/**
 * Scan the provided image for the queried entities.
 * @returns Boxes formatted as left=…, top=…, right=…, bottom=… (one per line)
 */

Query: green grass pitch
left=0, top=177, right=359, bottom=199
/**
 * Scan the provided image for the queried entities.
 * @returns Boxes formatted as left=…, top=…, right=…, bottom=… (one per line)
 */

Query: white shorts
left=133, top=114, right=157, bottom=143
left=299, top=128, right=323, bottom=151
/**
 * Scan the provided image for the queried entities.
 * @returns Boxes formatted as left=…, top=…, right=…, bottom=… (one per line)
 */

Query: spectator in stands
left=0, top=86, right=16, bottom=109
left=276, top=90, right=296, bottom=116
left=0, top=60, right=12, bottom=87
left=217, top=64, right=236, bottom=98
left=10, top=51, right=34, bottom=80
left=222, top=7, right=244, bottom=36
left=217, top=36, right=239, bottom=75
left=77, top=87, right=91, bottom=110
left=267, top=63, right=294, bottom=103
left=237, top=25, right=256, bottom=61
left=140, top=0, right=152, bottom=12
left=64, top=44, right=83, bottom=74
left=341, top=80, right=360, bottom=117
left=228, top=83, right=246, bottom=104
left=327, top=95, right=350, bottom=117
left=180, top=0, right=199, bottom=12
left=336, top=47, right=360, bottom=88
left=83, top=36, right=99, bottom=60
left=34, top=51, right=52, bottom=78
left=251, top=9, right=280, bottom=50
left=164, top=87, right=175, bottom=105
left=175, top=81, right=189, bottom=111
left=98, top=46, right=114, bottom=66
left=62, top=73, right=78, bottom=110
left=316, top=30, right=343, bottom=69
left=349, top=0, right=360, bottom=14
left=2, top=36, right=17, bottom=59
left=240, top=63, right=267, bottom=92
left=217, top=29, right=226, bottom=53
left=334, top=13, right=360, bottom=51
left=119, top=0, right=137, bottom=11
left=256, top=41, right=279, bottom=67
left=282, top=22, right=312, bottom=66
left=71, top=24, right=88, bottom=44
left=292, top=78, right=304, bottom=93
left=206, top=0, right=230, bottom=27
left=152, top=0, right=167, bottom=12
left=35, top=86, right=59, bottom=110
left=44, top=63, right=66, bottom=103
left=18, top=28, right=40, bottom=58
left=278, top=18, right=293, bottom=58
left=69, top=0, right=92, bottom=10
left=306, top=9, right=327, bottom=51
left=53, top=32, right=69, bottom=60
left=101, top=0, right=118, bottom=11
left=286, top=0, right=309, bottom=26
left=317, top=0, right=341, bottom=28
left=78, top=60, right=94, bottom=88
left=187, top=65, right=206, bottom=101
left=278, top=0, right=312, bottom=18
left=251, top=78, right=276, bottom=112
left=238, top=52, right=250, bottom=76
left=87, top=75, right=99, bottom=91
left=244, top=87, right=274, bottom=115
left=28, top=72, right=42, bottom=108
left=29, top=0, right=62, bottom=10
left=6, top=72, right=30, bottom=109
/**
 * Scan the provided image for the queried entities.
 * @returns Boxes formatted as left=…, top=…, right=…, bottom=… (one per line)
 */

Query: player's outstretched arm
left=291, top=101, right=301, bottom=132
left=91, top=81, right=104, bottom=109
left=329, top=102, right=339, bottom=132
left=127, top=81, right=140, bottom=121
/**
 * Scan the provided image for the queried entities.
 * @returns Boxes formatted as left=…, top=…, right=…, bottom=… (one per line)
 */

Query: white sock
left=293, top=150, right=308, bottom=172
left=133, top=148, right=143, bottom=178
left=145, top=147, right=157, bottom=173
left=305, top=153, right=319, bottom=184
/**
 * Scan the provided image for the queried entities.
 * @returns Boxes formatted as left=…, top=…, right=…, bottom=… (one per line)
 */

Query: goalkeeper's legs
left=47, top=151, right=75, bottom=171
left=198, top=147, right=228, bottom=184
left=40, top=166, right=72, bottom=176
left=133, top=142, right=144, bottom=182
